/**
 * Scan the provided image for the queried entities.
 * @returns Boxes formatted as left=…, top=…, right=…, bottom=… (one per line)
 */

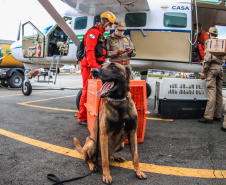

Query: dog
left=73, top=62, right=147, bottom=184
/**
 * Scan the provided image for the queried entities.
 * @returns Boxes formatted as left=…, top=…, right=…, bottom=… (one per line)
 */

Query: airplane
left=10, top=0, right=226, bottom=99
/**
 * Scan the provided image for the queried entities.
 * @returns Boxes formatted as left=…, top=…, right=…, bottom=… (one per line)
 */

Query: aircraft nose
left=91, top=68, right=100, bottom=78
left=10, top=40, right=22, bottom=60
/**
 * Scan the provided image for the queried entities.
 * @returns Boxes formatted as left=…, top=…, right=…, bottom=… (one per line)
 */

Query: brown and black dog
left=73, top=62, right=147, bottom=184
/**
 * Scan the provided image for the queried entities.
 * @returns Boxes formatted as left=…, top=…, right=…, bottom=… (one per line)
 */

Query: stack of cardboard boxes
left=207, top=39, right=226, bottom=57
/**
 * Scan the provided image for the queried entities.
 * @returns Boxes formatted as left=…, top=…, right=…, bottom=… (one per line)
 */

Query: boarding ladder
left=48, top=55, right=62, bottom=84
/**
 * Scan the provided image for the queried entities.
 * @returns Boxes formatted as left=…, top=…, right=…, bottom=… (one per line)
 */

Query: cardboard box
left=207, top=39, right=226, bottom=56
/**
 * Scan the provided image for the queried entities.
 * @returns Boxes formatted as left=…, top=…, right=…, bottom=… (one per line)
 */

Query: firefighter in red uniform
left=77, top=11, right=117, bottom=126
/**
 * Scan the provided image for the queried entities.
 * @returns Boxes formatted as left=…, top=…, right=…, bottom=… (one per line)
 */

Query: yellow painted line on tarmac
left=18, top=103, right=77, bottom=112
left=18, top=95, right=76, bottom=104
left=0, top=128, right=225, bottom=179
left=0, top=90, right=62, bottom=98
left=0, top=128, right=83, bottom=159
left=147, top=117, right=173, bottom=121
left=17, top=96, right=171, bottom=120
left=17, top=95, right=78, bottom=113
left=0, top=94, right=22, bottom=98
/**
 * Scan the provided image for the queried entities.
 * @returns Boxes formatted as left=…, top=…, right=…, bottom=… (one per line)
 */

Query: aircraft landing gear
left=22, top=81, right=32, bottom=96
left=140, top=71, right=151, bottom=98
left=146, top=82, right=151, bottom=98
left=22, top=69, right=32, bottom=96
left=76, top=89, right=83, bottom=110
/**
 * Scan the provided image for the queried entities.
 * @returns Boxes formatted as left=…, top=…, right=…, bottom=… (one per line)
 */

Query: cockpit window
left=125, top=13, right=147, bottom=27
left=43, top=25, right=53, bottom=34
left=164, top=12, right=187, bottom=28
left=23, top=23, right=38, bottom=37
left=74, top=16, right=88, bottom=30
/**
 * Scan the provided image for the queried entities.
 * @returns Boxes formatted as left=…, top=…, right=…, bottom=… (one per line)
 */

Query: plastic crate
left=154, top=78, right=207, bottom=119
left=85, top=79, right=150, bottom=143
left=157, top=78, right=207, bottom=100
left=84, top=79, right=103, bottom=132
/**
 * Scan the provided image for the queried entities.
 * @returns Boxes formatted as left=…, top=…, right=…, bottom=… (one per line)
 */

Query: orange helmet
left=100, top=11, right=116, bottom=24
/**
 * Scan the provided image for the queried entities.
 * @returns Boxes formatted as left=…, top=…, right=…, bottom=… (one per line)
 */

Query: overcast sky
left=0, top=0, right=69, bottom=41
left=0, top=0, right=225, bottom=41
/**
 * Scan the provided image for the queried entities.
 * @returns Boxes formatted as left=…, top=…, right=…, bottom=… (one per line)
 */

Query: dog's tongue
left=96, top=82, right=114, bottom=97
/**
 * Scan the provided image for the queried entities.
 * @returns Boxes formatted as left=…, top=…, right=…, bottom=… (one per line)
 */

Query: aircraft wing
left=62, top=0, right=150, bottom=15
left=196, top=0, right=226, bottom=11
left=38, top=0, right=80, bottom=46
left=194, top=0, right=226, bottom=30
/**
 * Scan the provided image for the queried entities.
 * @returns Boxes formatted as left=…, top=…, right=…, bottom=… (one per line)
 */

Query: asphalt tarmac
left=0, top=74, right=226, bottom=185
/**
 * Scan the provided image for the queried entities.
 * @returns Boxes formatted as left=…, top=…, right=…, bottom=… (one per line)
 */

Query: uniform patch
left=123, top=38, right=128, bottom=42
left=204, top=40, right=209, bottom=54
left=89, top=34, right=96, bottom=39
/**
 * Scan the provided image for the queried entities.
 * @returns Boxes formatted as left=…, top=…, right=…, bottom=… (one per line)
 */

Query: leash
left=47, top=98, right=102, bottom=185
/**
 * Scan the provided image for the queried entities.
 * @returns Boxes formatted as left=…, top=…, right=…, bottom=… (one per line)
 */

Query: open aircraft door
left=22, top=21, right=45, bottom=58
left=131, top=30, right=191, bottom=63
left=129, top=10, right=191, bottom=63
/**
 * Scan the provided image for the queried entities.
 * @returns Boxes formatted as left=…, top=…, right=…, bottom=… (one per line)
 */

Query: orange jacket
left=80, top=24, right=107, bottom=68
left=195, top=30, right=209, bottom=46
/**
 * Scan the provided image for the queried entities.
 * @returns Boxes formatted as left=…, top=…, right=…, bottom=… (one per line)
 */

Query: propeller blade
left=38, top=0, right=80, bottom=46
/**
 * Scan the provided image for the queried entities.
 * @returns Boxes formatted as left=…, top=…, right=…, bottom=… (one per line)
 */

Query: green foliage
left=148, top=74, right=172, bottom=78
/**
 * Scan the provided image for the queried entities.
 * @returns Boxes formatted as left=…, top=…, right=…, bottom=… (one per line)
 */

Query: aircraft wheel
left=76, top=88, right=83, bottom=110
left=22, top=82, right=32, bottom=96
left=8, top=72, right=23, bottom=88
left=146, top=83, right=151, bottom=98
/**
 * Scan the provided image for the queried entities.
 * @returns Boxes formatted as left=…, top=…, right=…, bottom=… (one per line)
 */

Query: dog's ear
left=125, top=66, right=132, bottom=81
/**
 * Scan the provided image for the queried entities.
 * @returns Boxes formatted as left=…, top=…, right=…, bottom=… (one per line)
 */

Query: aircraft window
left=125, top=13, right=147, bottom=27
left=23, top=24, right=38, bottom=37
left=64, top=17, right=72, bottom=27
left=93, top=15, right=101, bottom=25
left=74, top=17, right=87, bottom=30
left=43, top=25, right=53, bottom=34
left=164, top=12, right=187, bottom=28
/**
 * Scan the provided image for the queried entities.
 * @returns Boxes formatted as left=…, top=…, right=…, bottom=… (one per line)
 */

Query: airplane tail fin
left=17, top=21, right=21, bottom=41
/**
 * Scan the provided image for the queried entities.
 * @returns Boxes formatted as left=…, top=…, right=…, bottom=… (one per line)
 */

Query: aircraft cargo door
left=130, top=12, right=191, bottom=63
left=22, top=21, right=45, bottom=58
left=131, top=30, right=190, bottom=62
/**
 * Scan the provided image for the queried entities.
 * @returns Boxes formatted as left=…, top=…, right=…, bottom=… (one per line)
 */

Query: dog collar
left=108, top=97, right=127, bottom=102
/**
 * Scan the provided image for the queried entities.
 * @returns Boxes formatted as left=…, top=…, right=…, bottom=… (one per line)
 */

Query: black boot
left=79, top=120, right=87, bottom=127
left=221, top=127, right=226, bottom=132
left=198, top=117, right=213, bottom=124
left=213, top=117, right=221, bottom=122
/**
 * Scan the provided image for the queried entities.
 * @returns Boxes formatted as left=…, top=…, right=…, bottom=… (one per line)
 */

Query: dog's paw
left=88, top=162, right=95, bottom=171
left=103, top=174, right=113, bottom=184
left=136, top=170, right=147, bottom=180
left=111, top=156, right=126, bottom=162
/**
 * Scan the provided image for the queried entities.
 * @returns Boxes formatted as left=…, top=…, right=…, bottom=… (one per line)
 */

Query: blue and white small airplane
left=10, top=0, right=226, bottom=96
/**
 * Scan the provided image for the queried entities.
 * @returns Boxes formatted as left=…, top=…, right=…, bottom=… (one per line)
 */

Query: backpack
left=76, top=27, right=98, bottom=61
left=76, top=37, right=85, bottom=61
